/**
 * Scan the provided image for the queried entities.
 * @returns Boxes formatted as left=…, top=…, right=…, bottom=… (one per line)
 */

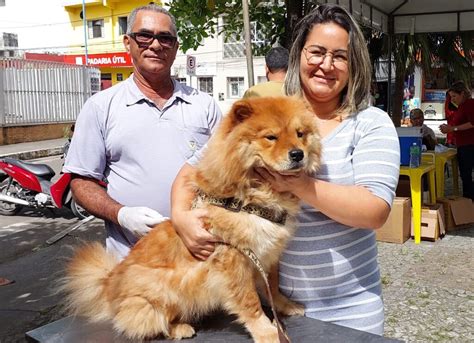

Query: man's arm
left=70, top=175, right=121, bottom=224
left=71, top=175, right=167, bottom=236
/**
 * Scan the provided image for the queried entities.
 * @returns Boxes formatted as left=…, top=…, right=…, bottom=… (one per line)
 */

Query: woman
left=440, top=81, right=474, bottom=200
left=444, top=91, right=458, bottom=147
left=256, top=4, right=400, bottom=335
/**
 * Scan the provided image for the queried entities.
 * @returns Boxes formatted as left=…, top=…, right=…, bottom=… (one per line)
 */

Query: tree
left=168, top=1, right=473, bottom=125
left=166, top=0, right=317, bottom=55
left=377, top=32, right=473, bottom=126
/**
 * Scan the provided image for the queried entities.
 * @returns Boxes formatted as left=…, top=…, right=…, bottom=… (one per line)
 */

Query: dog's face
left=222, top=96, right=321, bottom=176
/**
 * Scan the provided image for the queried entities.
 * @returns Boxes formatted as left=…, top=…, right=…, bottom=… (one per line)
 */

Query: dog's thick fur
left=62, top=96, right=321, bottom=342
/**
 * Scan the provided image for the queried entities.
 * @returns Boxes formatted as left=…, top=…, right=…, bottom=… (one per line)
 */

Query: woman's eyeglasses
left=303, top=46, right=348, bottom=68
left=129, top=32, right=177, bottom=49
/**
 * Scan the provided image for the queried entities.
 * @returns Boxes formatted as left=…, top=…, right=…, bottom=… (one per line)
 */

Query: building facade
left=59, top=0, right=266, bottom=113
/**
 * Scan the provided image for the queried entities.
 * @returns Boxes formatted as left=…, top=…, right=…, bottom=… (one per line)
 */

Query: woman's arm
left=256, top=169, right=390, bottom=229
left=171, top=163, right=219, bottom=260
left=440, top=121, right=474, bottom=134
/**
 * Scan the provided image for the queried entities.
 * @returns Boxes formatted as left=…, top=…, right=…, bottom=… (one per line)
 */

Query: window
left=118, top=17, right=127, bottom=35
left=88, top=19, right=104, bottom=39
left=223, top=22, right=266, bottom=59
left=227, top=77, right=244, bottom=98
left=257, top=76, right=267, bottom=84
left=199, top=77, right=213, bottom=96
left=175, top=77, right=187, bottom=85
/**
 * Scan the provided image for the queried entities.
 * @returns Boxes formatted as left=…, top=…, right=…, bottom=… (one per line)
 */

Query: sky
left=0, top=0, right=72, bottom=52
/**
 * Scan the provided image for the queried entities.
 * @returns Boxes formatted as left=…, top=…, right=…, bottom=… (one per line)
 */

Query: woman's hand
left=254, top=167, right=311, bottom=197
left=439, top=124, right=451, bottom=134
left=172, top=208, right=220, bottom=261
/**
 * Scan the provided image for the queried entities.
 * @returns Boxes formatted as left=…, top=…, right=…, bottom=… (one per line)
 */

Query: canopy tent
left=330, top=0, right=474, bottom=33
left=321, top=0, right=474, bottom=113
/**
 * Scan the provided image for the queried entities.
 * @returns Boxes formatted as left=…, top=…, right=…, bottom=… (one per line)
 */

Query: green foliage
left=168, top=1, right=473, bottom=123
left=166, top=0, right=286, bottom=55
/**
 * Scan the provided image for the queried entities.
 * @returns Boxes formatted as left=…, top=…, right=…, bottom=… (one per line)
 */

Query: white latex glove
left=117, top=206, right=169, bottom=237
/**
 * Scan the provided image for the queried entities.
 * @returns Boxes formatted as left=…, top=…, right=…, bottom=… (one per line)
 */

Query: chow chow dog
left=62, top=96, right=321, bottom=342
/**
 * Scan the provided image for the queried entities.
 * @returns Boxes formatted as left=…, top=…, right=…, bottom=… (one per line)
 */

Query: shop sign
left=423, top=89, right=446, bottom=102
left=66, top=52, right=132, bottom=67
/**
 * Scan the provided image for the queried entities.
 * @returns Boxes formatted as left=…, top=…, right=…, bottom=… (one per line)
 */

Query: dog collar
left=197, top=192, right=287, bottom=225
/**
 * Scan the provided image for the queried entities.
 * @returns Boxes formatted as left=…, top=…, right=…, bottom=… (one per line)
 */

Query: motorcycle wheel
left=70, top=198, right=91, bottom=220
left=0, top=179, right=22, bottom=216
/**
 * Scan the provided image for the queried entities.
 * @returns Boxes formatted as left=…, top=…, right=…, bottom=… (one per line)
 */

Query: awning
left=333, top=0, right=474, bottom=33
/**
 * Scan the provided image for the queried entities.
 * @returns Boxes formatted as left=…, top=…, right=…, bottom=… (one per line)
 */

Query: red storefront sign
left=25, top=52, right=132, bottom=67
left=65, top=52, right=132, bottom=67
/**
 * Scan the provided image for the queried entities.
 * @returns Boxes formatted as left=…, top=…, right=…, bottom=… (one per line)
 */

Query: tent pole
left=387, top=14, right=394, bottom=115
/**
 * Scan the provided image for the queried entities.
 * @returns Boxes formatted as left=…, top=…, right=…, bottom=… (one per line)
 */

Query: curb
left=0, top=147, right=64, bottom=161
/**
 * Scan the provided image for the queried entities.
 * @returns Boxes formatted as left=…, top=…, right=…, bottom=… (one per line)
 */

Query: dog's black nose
left=289, top=149, right=304, bottom=162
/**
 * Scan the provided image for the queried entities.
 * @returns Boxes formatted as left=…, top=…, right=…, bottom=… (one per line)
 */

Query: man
left=64, top=4, right=221, bottom=260
left=410, top=108, right=437, bottom=150
left=243, top=46, right=289, bottom=98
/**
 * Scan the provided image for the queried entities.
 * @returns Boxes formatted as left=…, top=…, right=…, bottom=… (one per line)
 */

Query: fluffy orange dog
left=62, top=96, right=321, bottom=342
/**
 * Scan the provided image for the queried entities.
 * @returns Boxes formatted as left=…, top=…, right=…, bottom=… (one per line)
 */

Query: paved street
left=0, top=156, right=105, bottom=341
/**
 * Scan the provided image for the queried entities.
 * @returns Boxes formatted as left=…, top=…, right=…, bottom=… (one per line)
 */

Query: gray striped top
left=279, top=106, right=400, bottom=335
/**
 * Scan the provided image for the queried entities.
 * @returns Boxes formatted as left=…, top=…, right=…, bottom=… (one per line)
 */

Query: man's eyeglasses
left=129, top=32, right=177, bottom=49
left=303, top=45, right=348, bottom=68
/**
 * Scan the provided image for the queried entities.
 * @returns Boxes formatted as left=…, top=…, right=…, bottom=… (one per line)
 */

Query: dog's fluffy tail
left=60, top=242, right=118, bottom=322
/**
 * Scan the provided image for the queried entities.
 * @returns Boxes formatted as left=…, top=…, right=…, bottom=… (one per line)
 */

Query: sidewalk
left=0, top=138, right=67, bottom=160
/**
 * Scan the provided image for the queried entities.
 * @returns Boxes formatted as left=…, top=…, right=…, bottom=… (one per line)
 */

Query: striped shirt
left=279, top=106, right=400, bottom=335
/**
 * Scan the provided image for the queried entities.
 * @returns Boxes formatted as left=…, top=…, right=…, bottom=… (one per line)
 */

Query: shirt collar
left=125, top=75, right=192, bottom=107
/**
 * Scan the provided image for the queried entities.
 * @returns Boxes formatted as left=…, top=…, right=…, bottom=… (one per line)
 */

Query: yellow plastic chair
left=434, top=149, right=458, bottom=199
left=399, top=162, right=436, bottom=244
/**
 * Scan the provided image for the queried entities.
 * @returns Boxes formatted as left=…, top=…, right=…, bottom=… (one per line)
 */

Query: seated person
left=410, top=108, right=437, bottom=150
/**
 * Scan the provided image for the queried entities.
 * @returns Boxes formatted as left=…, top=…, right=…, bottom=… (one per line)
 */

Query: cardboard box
left=410, top=204, right=446, bottom=240
left=376, top=197, right=411, bottom=243
left=396, top=177, right=411, bottom=198
left=436, top=196, right=474, bottom=231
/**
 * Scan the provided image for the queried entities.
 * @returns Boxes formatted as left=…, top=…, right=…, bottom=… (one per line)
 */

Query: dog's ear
left=231, top=100, right=253, bottom=123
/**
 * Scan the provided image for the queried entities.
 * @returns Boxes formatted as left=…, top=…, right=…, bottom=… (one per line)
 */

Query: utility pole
left=242, top=0, right=254, bottom=87
left=82, top=0, right=89, bottom=65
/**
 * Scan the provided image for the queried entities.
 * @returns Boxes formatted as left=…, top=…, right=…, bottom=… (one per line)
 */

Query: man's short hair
left=410, top=108, right=424, bottom=120
left=127, top=3, right=177, bottom=36
left=265, top=47, right=289, bottom=73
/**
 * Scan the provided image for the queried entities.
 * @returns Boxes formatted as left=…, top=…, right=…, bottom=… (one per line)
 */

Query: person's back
left=243, top=46, right=289, bottom=98
left=243, top=81, right=286, bottom=98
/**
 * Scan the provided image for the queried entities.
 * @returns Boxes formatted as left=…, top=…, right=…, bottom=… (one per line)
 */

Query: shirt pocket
left=180, top=125, right=211, bottom=159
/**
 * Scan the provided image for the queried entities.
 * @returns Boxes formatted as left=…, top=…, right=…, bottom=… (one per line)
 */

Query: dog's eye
left=297, top=131, right=304, bottom=138
left=266, top=135, right=278, bottom=141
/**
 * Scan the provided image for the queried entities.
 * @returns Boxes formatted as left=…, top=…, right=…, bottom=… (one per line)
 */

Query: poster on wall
left=423, top=89, right=446, bottom=102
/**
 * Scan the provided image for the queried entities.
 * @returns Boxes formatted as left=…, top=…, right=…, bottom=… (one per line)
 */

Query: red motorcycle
left=0, top=157, right=89, bottom=219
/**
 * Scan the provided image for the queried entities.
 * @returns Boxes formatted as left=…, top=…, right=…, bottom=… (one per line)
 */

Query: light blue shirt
left=64, top=76, right=222, bottom=259
left=280, top=106, right=400, bottom=335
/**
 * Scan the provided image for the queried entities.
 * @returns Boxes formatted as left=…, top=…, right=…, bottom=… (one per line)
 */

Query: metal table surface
left=26, top=312, right=401, bottom=343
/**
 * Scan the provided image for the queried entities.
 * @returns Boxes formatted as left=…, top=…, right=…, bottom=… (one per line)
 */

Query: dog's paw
left=169, top=323, right=196, bottom=339
left=274, top=294, right=305, bottom=316
left=279, top=300, right=305, bottom=316
left=253, top=326, right=278, bottom=343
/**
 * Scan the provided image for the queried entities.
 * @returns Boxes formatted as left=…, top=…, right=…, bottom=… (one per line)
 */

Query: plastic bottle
left=409, top=142, right=421, bottom=168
